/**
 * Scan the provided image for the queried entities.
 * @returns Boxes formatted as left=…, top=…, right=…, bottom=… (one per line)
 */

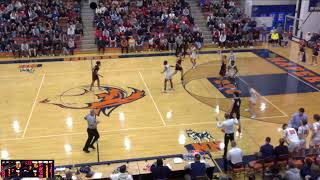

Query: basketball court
left=0, top=42, right=320, bottom=168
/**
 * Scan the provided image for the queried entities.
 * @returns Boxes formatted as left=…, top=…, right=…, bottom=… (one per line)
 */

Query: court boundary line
left=287, top=73, right=320, bottom=92
left=238, top=77, right=288, bottom=117
left=1, top=115, right=286, bottom=142
left=22, top=73, right=46, bottom=138
left=138, top=71, right=166, bottom=126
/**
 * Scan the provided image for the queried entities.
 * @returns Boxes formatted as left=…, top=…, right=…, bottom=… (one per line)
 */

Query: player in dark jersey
left=230, top=91, right=242, bottom=135
left=171, top=56, right=184, bottom=81
left=90, top=61, right=102, bottom=91
left=299, top=44, right=306, bottom=63
left=219, top=53, right=227, bottom=89
left=311, top=44, right=319, bottom=66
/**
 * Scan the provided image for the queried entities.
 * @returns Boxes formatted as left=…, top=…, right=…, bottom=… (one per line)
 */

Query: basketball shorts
left=288, top=141, right=301, bottom=152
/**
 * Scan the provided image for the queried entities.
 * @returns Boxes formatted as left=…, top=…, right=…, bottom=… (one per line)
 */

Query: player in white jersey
left=161, top=60, right=174, bottom=93
left=310, top=114, right=320, bottom=154
left=190, top=45, right=197, bottom=69
left=297, top=119, right=309, bottom=155
left=229, top=50, right=236, bottom=64
left=245, top=88, right=261, bottom=119
left=282, top=123, right=301, bottom=156
left=227, top=61, right=238, bottom=88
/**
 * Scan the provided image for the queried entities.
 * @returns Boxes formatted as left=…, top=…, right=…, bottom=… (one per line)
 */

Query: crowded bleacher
left=0, top=0, right=83, bottom=57
left=202, top=0, right=260, bottom=48
left=93, top=0, right=206, bottom=53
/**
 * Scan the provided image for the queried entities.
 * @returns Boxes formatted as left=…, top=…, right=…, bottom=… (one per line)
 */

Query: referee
left=217, top=113, right=239, bottom=171
left=217, top=113, right=239, bottom=158
left=83, top=109, right=100, bottom=153
left=230, top=91, right=241, bottom=134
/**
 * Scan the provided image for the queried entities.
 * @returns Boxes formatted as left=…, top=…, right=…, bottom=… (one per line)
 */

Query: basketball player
left=171, top=56, right=184, bottom=81
left=299, top=44, right=306, bottom=63
left=311, top=44, right=319, bottom=66
left=229, top=50, right=236, bottom=64
left=297, top=119, right=309, bottom=156
left=310, top=114, right=320, bottom=154
left=190, top=45, right=197, bottom=69
left=227, top=61, right=239, bottom=89
left=229, top=91, right=241, bottom=135
left=161, top=60, right=174, bottom=93
left=245, top=88, right=261, bottom=119
left=218, top=53, right=227, bottom=89
left=282, top=123, right=301, bottom=157
left=90, top=61, right=103, bottom=91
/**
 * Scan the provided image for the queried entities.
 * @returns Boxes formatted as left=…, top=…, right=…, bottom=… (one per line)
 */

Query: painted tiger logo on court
left=40, top=86, right=145, bottom=116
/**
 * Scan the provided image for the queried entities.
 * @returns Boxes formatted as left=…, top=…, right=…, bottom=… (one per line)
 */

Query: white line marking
left=287, top=73, right=320, bottom=92
left=22, top=73, right=46, bottom=138
left=260, top=96, right=288, bottom=117
left=238, top=77, right=288, bottom=117
left=258, top=115, right=288, bottom=119
left=138, top=71, right=166, bottom=126
left=1, top=115, right=286, bottom=142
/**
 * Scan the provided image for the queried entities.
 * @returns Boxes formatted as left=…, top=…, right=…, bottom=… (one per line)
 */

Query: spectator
left=283, top=161, right=300, bottom=180
left=288, top=108, right=308, bottom=131
left=270, top=30, right=279, bottom=47
left=300, top=158, right=313, bottom=179
left=110, top=165, right=133, bottom=180
left=43, top=37, right=53, bottom=56
left=219, top=31, right=227, bottom=48
left=67, top=24, right=75, bottom=37
left=148, top=36, right=154, bottom=51
left=136, top=37, right=144, bottom=52
left=120, top=37, right=128, bottom=54
left=97, top=37, right=105, bottom=54
left=176, top=34, right=184, bottom=49
left=259, top=137, right=273, bottom=160
left=128, top=36, right=136, bottom=52
left=282, top=32, right=289, bottom=47
left=306, top=32, right=312, bottom=42
left=311, top=156, right=320, bottom=178
left=273, top=138, right=289, bottom=161
left=12, top=41, right=20, bottom=57
left=75, top=20, right=83, bottom=35
left=109, top=34, right=117, bottom=48
left=150, top=159, right=171, bottom=180
left=260, top=24, right=268, bottom=42
left=227, top=141, right=243, bottom=169
left=168, top=34, right=176, bottom=51
left=20, top=41, right=29, bottom=57
left=68, top=38, right=75, bottom=55
left=95, top=28, right=103, bottom=44
left=36, top=40, right=44, bottom=57
left=29, top=42, right=37, bottom=57
left=184, top=154, right=209, bottom=180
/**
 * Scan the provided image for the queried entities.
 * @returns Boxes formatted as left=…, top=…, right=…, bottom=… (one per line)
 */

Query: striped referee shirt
left=85, top=114, right=97, bottom=129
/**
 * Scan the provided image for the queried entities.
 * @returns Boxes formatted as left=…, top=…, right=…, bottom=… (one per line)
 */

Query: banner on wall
left=309, top=0, right=320, bottom=11
left=252, top=5, right=296, bottom=29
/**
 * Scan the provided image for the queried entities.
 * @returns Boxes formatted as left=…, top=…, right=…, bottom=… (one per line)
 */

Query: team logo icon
left=184, top=129, right=222, bottom=153
left=40, top=85, right=145, bottom=116
left=18, top=64, right=42, bottom=73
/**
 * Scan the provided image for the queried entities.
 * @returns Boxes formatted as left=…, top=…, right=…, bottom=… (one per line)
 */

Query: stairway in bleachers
left=80, top=0, right=97, bottom=52
left=186, top=0, right=212, bottom=45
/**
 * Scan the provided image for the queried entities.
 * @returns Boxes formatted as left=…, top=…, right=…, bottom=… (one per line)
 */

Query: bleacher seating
left=93, top=0, right=203, bottom=52
left=0, top=0, right=83, bottom=57
left=201, top=0, right=261, bottom=48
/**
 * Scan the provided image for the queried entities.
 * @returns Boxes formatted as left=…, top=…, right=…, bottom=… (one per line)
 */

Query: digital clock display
left=1, top=160, right=54, bottom=178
